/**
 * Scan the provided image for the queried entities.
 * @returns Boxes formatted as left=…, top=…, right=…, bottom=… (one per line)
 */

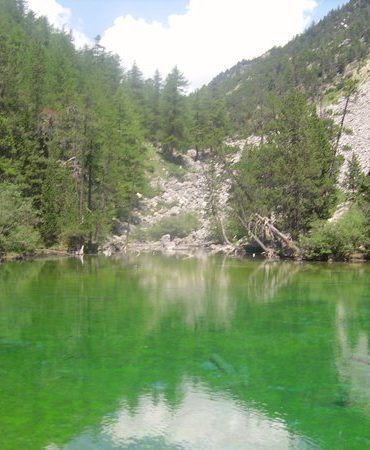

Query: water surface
left=0, top=255, right=369, bottom=449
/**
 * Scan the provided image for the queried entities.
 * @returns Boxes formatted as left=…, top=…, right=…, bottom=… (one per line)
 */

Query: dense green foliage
left=0, top=183, right=40, bottom=253
left=344, top=152, right=363, bottom=192
left=231, top=92, right=339, bottom=239
left=301, top=205, right=368, bottom=259
left=0, top=0, right=193, bottom=254
left=0, top=0, right=152, bottom=251
left=189, top=88, right=230, bottom=160
left=303, top=170, right=370, bottom=259
left=160, top=67, right=189, bottom=158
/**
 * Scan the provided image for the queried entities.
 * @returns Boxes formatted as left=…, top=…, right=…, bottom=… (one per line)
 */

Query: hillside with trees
left=0, top=0, right=148, bottom=253
left=184, top=0, right=370, bottom=259
left=227, top=91, right=369, bottom=259
left=0, top=0, right=369, bottom=260
left=201, top=0, right=370, bottom=135
left=0, top=0, right=193, bottom=255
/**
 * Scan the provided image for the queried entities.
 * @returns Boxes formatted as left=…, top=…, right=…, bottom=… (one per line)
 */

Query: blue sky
left=58, top=0, right=347, bottom=40
left=62, top=0, right=189, bottom=39
left=312, top=0, right=348, bottom=22
left=27, top=0, right=351, bottom=89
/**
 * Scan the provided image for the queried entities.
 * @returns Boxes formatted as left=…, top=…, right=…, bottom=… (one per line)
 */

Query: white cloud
left=26, top=0, right=318, bottom=87
left=27, top=0, right=71, bottom=29
left=26, top=0, right=91, bottom=48
left=101, top=380, right=302, bottom=449
left=71, top=29, right=91, bottom=48
left=101, top=0, right=317, bottom=90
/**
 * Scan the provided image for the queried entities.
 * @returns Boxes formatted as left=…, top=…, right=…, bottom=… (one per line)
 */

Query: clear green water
left=0, top=256, right=369, bottom=450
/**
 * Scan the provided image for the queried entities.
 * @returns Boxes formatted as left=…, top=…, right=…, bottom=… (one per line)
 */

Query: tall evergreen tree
left=160, top=66, right=188, bottom=159
left=0, top=0, right=150, bottom=252
left=189, top=89, right=229, bottom=159
left=232, top=91, right=339, bottom=238
left=145, top=69, right=162, bottom=143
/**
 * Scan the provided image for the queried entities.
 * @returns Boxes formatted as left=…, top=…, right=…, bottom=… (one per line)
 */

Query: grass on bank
left=132, top=212, right=201, bottom=242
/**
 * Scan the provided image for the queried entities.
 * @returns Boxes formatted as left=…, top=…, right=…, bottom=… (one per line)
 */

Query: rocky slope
left=127, top=150, right=233, bottom=253
left=333, top=77, right=370, bottom=180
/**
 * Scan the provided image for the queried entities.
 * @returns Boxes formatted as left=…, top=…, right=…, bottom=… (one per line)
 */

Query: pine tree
left=189, top=89, right=229, bottom=159
left=232, top=91, right=338, bottom=238
left=344, top=152, right=363, bottom=193
left=145, top=69, right=162, bottom=143
left=0, top=0, right=152, bottom=252
left=160, top=66, right=188, bottom=159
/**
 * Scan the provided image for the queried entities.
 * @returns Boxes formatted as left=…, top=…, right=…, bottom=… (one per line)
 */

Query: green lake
left=0, top=255, right=369, bottom=449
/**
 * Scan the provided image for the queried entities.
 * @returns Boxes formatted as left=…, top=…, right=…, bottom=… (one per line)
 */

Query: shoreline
left=1, top=242, right=368, bottom=264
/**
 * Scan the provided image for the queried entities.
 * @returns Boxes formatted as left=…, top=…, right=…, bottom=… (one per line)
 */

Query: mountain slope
left=333, top=73, right=370, bottom=178
left=202, top=0, right=370, bottom=135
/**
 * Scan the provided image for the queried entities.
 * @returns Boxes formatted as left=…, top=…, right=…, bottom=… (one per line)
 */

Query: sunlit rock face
left=62, top=380, right=310, bottom=450
left=332, top=77, right=370, bottom=181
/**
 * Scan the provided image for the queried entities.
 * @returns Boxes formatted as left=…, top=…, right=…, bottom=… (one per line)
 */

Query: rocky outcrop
left=100, top=234, right=128, bottom=256
left=127, top=149, right=238, bottom=253
left=332, top=79, right=370, bottom=181
left=135, top=155, right=210, bottom=245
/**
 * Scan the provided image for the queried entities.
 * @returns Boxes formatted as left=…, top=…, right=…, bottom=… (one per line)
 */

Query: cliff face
left=334, top=78, right=370, bottom=181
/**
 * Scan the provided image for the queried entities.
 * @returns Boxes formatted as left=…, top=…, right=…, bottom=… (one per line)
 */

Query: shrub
left=0, top=183, right=40, bottom=254
left=164, top=160, right=186, bottom=181
left=207, top=216, right=239, bottom=244
left=147, top=213, right=200, bottom=240
left=301, top=206, right=368, bottom=260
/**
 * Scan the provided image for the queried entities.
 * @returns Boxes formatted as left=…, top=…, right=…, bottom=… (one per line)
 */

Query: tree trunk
left=255, top=214, right=300, bottom=256
left=334, top=93, right=350, bottom=154
left=218, top=216, right=231, bottom=245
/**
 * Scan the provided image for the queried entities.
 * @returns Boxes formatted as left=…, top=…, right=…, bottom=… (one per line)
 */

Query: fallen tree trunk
left=236, top=212, right=278, bottom=259
left=254, top=214, right=301, bottom=256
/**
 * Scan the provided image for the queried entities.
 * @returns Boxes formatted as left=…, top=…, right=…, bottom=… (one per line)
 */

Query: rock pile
left=129, top=150, right=235, bottom=252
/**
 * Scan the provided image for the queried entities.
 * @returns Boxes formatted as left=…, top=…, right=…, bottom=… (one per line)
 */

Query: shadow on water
left=0, top=255, right=369, bottom=449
